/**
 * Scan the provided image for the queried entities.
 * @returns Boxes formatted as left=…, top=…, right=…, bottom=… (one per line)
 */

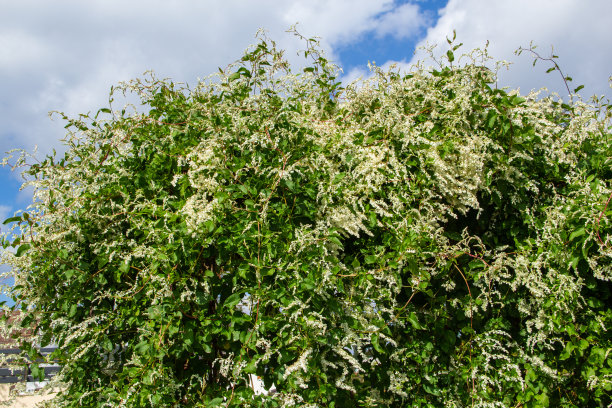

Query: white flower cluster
left=326, top=205, right=370, bottom=238
left=282, top=348, right=311, bottom=380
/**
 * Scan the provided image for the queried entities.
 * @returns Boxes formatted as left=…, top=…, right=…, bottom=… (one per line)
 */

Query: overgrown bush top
left=1, top=30, right=611, bottom=407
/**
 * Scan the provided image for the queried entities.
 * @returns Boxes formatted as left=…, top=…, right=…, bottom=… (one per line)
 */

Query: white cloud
left=1, top=0, right=424, bottom=159
left=373, top=2, right=428, bottom=39
left=281, top=0, right=395, bottom=45
left=0, top=30, right=49, bottom=73
left=410, top=0, right=612, bottom=98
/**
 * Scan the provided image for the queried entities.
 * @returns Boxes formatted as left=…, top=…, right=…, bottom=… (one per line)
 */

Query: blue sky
left=1, top=0, right=612, bottom=304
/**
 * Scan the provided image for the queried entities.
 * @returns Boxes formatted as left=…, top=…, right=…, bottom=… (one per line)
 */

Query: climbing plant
left=1, top=30, right=611, bottom=407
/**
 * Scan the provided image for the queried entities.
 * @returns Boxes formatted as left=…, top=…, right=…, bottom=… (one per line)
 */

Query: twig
left=516, top=46, right=573, bottom=97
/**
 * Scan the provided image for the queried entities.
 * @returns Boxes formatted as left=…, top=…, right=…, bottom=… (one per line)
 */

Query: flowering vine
left=1, top=30, right=611, bottom=407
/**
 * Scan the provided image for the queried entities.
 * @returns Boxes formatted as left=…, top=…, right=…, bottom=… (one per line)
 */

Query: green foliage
left=1, top=30, right=611, bottom=407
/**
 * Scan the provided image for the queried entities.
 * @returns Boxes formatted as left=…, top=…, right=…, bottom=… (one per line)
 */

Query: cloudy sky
left=1, top=0, right=611, bottom=301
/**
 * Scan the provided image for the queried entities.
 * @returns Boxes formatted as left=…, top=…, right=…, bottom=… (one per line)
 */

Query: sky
left=1, top=0, right=611, bottom=302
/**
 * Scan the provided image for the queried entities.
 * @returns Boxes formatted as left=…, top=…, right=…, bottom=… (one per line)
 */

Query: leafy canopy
left=1, top=30, right=611, bottom=407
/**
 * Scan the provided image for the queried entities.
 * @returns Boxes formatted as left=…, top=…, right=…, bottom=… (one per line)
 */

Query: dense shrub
left=2, top=31, right=611, bottom=407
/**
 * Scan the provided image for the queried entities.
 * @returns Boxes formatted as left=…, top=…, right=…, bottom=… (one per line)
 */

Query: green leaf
left=446, top=50, right=454, bottom=63
left=118, top=262, right=130, bottom=274
left=487, top=112, right=497, bottom=128
left=237, top=67, right=251, bottom=78
left=371, top=333, right=384, bottom=353
left=407, top=312, right=423, bottom=330
left=30, top=364, right=45, bottom=381
left=559, top=342, right=575, bottom=360
left=68, top=304, right=78, bottom=318
left=284, top=178, right=295, bottom=191
left=573, top=85, right=584, bottom=93
left=15, top=243, right=30, bottom=257
left=328, top=235, right=343, bottom=248
left=243, top=359, right=258, bottom=374
left=534, top=393, right=549, bottom=405
left=142, top=371, right=154, bottom=385
left=2, top=216, right=22, bottom=225
left=364, top=255, right=377, bottom=264
left=588, top=347, right=606, bottom=366
left=570, top=256, right=580, bottom=270
left=209, top=398, right=224, bottom=407
left=102, top=337, right=114, bottom=352
left=134, top=340, right=150, bottom=355
left=238, top=184, right=249, bottom=195
left=568, top=227, right=586, bottom=242
left=223, top=293, right=242, bottom=310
